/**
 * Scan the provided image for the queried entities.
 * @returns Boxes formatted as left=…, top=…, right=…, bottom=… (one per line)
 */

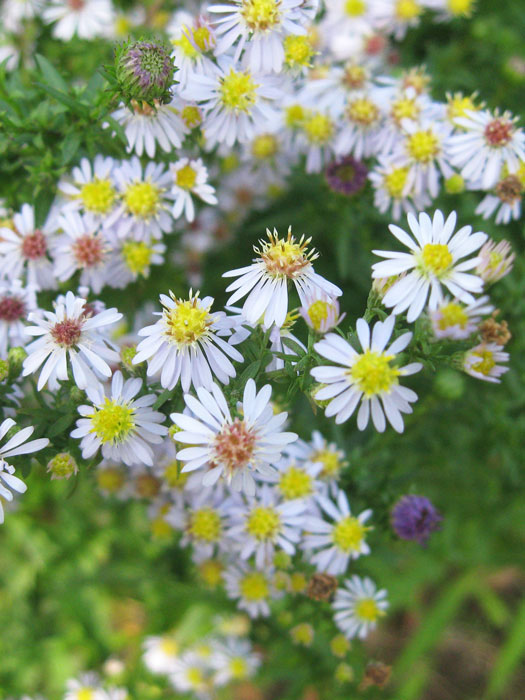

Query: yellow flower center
left=343, top=64, right=367, bottom=89
left=122, top=241, right=154, bottom=276
left=151, top=517, right=172, bottom=539
left=285, top=103, right=305, bottom=128
left=437, top=302, right=469, bottom=330
left=488, top=251, right=503, bottom=269
left=173, top=30, right=198, bottom=58
left=77, top=689, right=94, bottom=700
left=330, top=634, right=351, bottom=657
left=163, top=460, right=188, bottom=488
left=124, top=181, right=161, bottom=218
left=219, top=69, right=258, bottom=112
left=471, top=349, right=496, bottom=375
left=259, top=229, right=313, bottom=278
left=246, top=506, right=280, bottom=541
left=420, top=243, right=453, bottom=277
left=356, top=597, right=383, bottom=622
left=240, top=571, right=269, bottom=600
left=229, top=657, right=249, bottom=679
left=312, top=449, right=343, bottom=479
left=447, top=93, right=477, bottom=120
left=181, top=105, right=201, bottom=128
left=331, top=515, right=367, bottom=552
left=391, top=96, right=419, bottom=124
left=89, top=399, right=135, bottom=445
left=80, top=178, right=116, bottom=214
left=188, top=507, right=222, bottom=542
left=175, top=164, right=198, bottom=190
left=241, top=0, right=281, bottom=31
left=114, top=15, right=132, bottom=36
left=290, top=571, right=307, bottom=592
left=344, top=0, right=366, bottom=15
left=251, top=133, right=279, bottom=159
left=279, top=466, right=313, bottom=499
left=165, top=298, right=212, bottom=344
left=407, top=130, right=439, bottom=162
left=447, top=0, right=474, bottom=15
left=303, top=112, right=334, bottom=145
left=395, top=0, right=422, bottom=20
left=198, top=559, right=224, bottom=587
left=193, top=26, right=211, bottom=51
left=96, top=466, right=125, bottom=492
left=187, top=667, right=204, bottom=686
left=307, top=300, right=333, bottom=331
left=350, top=350, right=400, bottom=396
left=291, top=623, right=314, bottom=645
left=160, top=637, right=179, bottom=656
left=347, top=97, right=379, bottom=126
left=284, top=34, right=314, bottom=67
left=384, top=166, right=409, bottom=198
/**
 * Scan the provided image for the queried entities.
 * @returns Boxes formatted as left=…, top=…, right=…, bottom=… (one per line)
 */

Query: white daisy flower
left=298, top=109, right=338, bottom=173
left=169, top=650, right=213, bottom=697
left=42, top=0, right=114, bottom=41
left=475, top=239, right=515, bottom=284
left=107, top=237, right=166, bottom=288
left=169, top=12, right=217, bottom=89
left=475, top=169, right=524, bottom=225
left=183, top=56, right=282, bottom=147
left=58, top=156, right=118, bottom=223
left=400, top=117, right=454, bottom=199
left=286, top=430, right=347, bottom=487
left=429, top=295, right=493, bottom=340
left=142, top=635, right=181, bottom=675
left=0, top=418, right=49, bottom=524
left=51, top=211, right=112, bottom=294
left=332, top=575, right=388, bottom=639
left=22, top=291, right=121, bottom=391
left=64, top=672, right=108, bottom=700
left=1, top=0, right=43, bottom=32
left=0, top=204, right=56, bottom=290
left=302, top=488, right=372, bottom=575
left=335, top=92, right=383, bottom=159
left=369, top=156, right=431, bottom=221
left=223, top=226, right=342, bottom=329
left=448, top=109, right=525, bottom=189
left=169, top=157, right=218, bottom=222
left=210, top=637, right=261, bottom=686
left=71, top=371, right=168, bottom=467
left=133, top=290, right=243, bottom=393
left=374, top=0, right=424, bottom=40
left=260, top=456, right=322, bottom=506
left=110, top=99, right=188, bottom=159
left=223, top=563, right=277, bottom=617
left=171, top=379, right=297, bottom=495
left=463, top=343, right=509, bottom=384
left=105, top=157, right=173, bottom=240
left=225, top=483, right=305, bottom=568
left=372, top=210, right=487, bottom=321
left=0, top=278, right=37, bottom=358
left=312, top=316, right=422, bottom=432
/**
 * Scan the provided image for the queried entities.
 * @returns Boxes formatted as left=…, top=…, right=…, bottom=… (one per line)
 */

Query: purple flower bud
left=391, top=495, right=441, bottom=545
left=115, top=38, right=176, bottom=105
left=325, top=156, right=368, bottom=196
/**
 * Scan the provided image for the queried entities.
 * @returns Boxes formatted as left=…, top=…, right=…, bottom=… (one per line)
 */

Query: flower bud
left=47, top=452, right=78, bottom=480
left=445, top=173, right=465, bottom=193
left=115, top=38, right=176, bottom=106
left=0, top=359, right=8, bottom=382
left=8, top=346, right=27, bottom=379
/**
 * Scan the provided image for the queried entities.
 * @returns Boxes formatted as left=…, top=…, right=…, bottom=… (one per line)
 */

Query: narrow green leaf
left=35, top=54, right=68, bottom=92
left=486, top=596, right=525, bottom=698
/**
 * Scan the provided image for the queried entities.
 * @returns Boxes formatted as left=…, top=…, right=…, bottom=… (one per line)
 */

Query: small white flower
left=142, top=635, right=180, bottom=674
left=369, top=156, right=431, bottom=221
left=372, top=210, right=487, bottom=321
left=475, top=239, right=515, bottom=284
left=400, top=117, right=454, bottom=199
left=108, top=237, right=166, bottom=288
left=169, top=650, right=213, bottom=697
left=0, top=278, right=37, bottom=358
left=171, top=379, right=297, bottom=495
left=312, top=316, right=422, bottom=432
left=42, top=0, right=114, bottom=41
left=463, top=343, right=509, bottom=383
left=169, top=157, right=218, bottom=222
left=169, top=12, right=217, bottom=88
left=223, top=563, right=277, bottom=617
left=71, top=371, right=168, bottom=467
left=64, top=672, right=108, bottom=700
left=58, top=156, right=118, bottom=222
left=210, top=636, right=261, bottom=685
left=299, top=289, right=345, bottom=334
left=286, top=429, right=347, bottom=488
left=332, top=575, right=388, bottom=639
left=475, top=169, right=524, bottom=225
left=429, top=295, right=493, bottom=340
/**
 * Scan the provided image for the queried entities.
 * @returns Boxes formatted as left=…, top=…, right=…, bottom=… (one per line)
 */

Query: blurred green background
left=1, top=0, right=525, bottom=698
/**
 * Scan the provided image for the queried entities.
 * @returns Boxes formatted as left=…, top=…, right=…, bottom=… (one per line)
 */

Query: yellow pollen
left=391, top=96, right=419, bottom=124
left=331, top=516, right=367, bottom=552
left=279, top=466, right=313, bottom=499
left=447, top=0, right=474, bottom=15
left=80, top=178, right=116, bottom=214
left=188, top=508, right=222, bottom=542
left=96, top=466, right=125, bottom=492
left=303, top=112, right=334, bottom=145
left=344, top=0, right=366, bottom=15
left=160, top=637, right=179, bottom=656
left=219, top=69, right=258, bottom=112
left=307, top=300, right=332, bottom=330
left=347, top=97, right=379, bottom=126
left=285, top=103, right=306, bottom=128
left=343, top=64, right=367, bottom=89
left=284, top=34, right=314, bottom=67
left=181, top=105, right=201, bottom=128
left=350, top=350, right=400, bottom=396
left=407, top=130, right=439, bottom=162
left=165, top=298, right=212, bottom=344
left=175, top=164, right=197, bottom=190
left=488, top=251, right=503, bottom=269
left=356, top=597, right=383, bottom=622
left=384, top=166, right=409, bottom=198
left=252, top=134, right=279, bottom=159
left=395, top=0, right=422, bottom=20
left=114, top=15, right=132, bottom=36
left=163, top=460, right=188, bottom=488
left=312, top=449, right=343, bottom=479
left=173, top=30, right=198, bottom=58
left=122, top=241, right=154, bottom=276
left=258, top=228, right=314, bottom=278
left=187, top=667, right=204, bottom=686
left=89, top=399, right=135, bottom=445
left=192, top=26, right=211, bottom=51
left=421, top=243, right=453, bottom=277
left=447, top=93, right=477, bottom=120
left=77, top=690, right=94, bottom=700
left=437, top=302, right=469, bottom=330
left=198, top=559, right=224, bottom=587
left=124, top=181, right=161, bottom=218
left=229, top=657, right=248, bottom=679
left=241, top=0, right=281, bottom=31
left=246, top=506, right=280, bottom=541
left=471, top=349, right=496, bottom=375
left=240, top=571, right=269, bottom=600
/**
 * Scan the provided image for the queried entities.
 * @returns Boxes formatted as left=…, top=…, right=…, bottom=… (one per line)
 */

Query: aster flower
left=64, top=673, right=108, bottom=700
left=169, top=157, right=218, bottom=222
left=475, top=238, right=515, bottom=284
left=298, top=109, right=338, bottom=173
left=369, top=155, right=431, bottom=221
left=0, top=204, right=56, bottom=290
left=312, top=316, right=422, bottom=432
left=223, top=227, right=342, bottom=329
left=42, top=0, right=114, bottom=41
left=71, top=371, right=168, bottom=467
left=300, top=290, right=345, bottom=334
left=287, top=430, right=347, bottom=488
left=263, top=456, right=322, bottom=505
left=0, top=278, right=37, bottom=358
left=429, top=295, right=493, bottom=340
left=22, top=291, right=121, bottom=390
left=332, top=576, right=388, bottom=640
left=336, top=93, right=383, bottom=159
left=400, top=117, right=454, bottom=199
left=475, top=172, right=523, bottom=224
left=210, top=637, right=261, bottom=686
left=325, top=155, right=368, bottom=196
left=0, top=418, right=49, bottom=524
left=303, top=488, right=372, bottom=575
left=224, top=563, right=277, bottom=617
left=58, top=156, right=117, bottom=222
left=133, top=290, right=243, bottom=393
left=108, top=237, right=166, bottom=288
left=169, top=651, right=213, bottom=697
left=391, top=494, right=442, bottom=544
left=1, top=0, right=43, bottom=32
left=142, top=635, right=180, bottom=674
left=463, top=342, right=509, bottom=383
left=372, top=210, right=487, bottom=322
left=448, top=109, right=525, bottom=189
left=171, top=379, right=297, bottom=495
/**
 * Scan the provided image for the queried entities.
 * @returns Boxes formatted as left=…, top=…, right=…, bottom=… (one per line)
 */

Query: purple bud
left=325, top=156, right=368, bottom=196
left=391, top=495, right=441, bottom=545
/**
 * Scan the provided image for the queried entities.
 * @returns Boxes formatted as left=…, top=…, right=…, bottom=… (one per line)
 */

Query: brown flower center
left=72, top=235, right=105, bottom=267
left=51, top=318, right=83, bottom=347
left=0, top=296, right=26, bottom=322
left=21, top=230, right=47, bottom=260
left=484, top=118, right=513, bottom=147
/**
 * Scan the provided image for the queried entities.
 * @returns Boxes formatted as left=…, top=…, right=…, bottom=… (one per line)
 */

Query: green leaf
left=60, top=132, right=81, bottom=166
left=35, top=54, right=68, bottom=92
left=153, top=389, right=173, bottom=410
left=486, top=596, right=525, bottom=698
left=36, top=83, right=89, bottom=116
left=48, top=414, right=76, bottom=439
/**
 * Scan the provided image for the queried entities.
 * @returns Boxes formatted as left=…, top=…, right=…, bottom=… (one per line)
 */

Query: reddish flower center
left=213, top=418, right=257, bottom=472
left=495, top=175, right=522, bottom=203
left=484, top=119, right=513, bottom=147
left=21, top=230, right=47, bottom=260
left=0, top=296, right=26, bottom=322
left=72, top=235, right=104, bottom=267
left=67, top=0, right=85, bottom=9
left=51, top=318, right=83, bottom=347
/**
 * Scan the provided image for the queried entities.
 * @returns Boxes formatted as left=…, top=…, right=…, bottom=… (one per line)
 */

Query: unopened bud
left=47, top=452, right=78, bottom=480
left=115, top=38, right=176, bottom=105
